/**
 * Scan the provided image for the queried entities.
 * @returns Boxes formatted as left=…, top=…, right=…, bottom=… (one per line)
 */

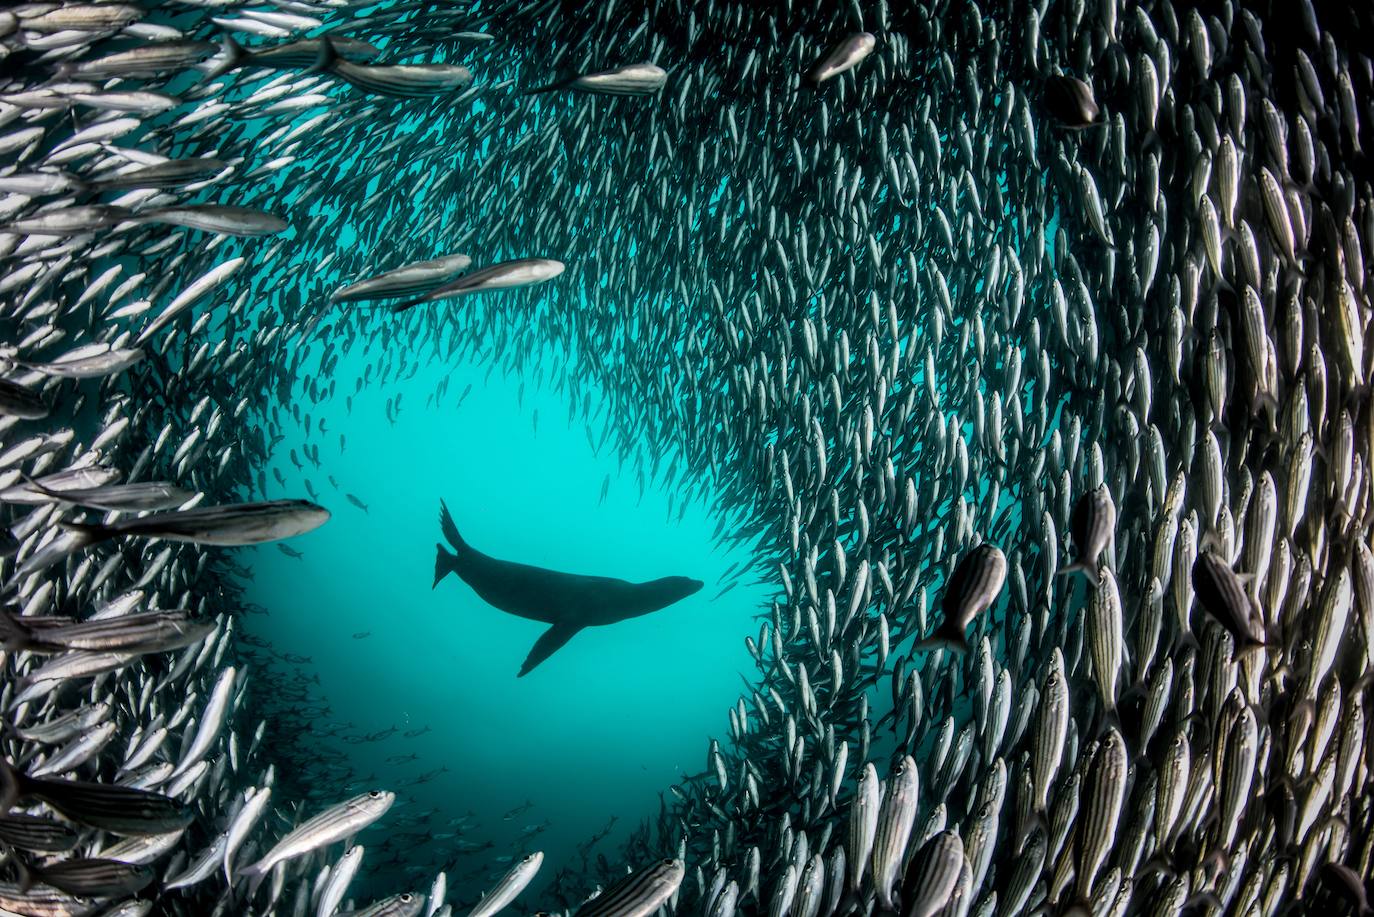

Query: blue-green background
left=242, top=331, right=766, bottom=899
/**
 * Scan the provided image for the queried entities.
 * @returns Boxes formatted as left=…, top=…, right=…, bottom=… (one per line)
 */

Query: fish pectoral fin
left=518, top=623, right=582, bottom=677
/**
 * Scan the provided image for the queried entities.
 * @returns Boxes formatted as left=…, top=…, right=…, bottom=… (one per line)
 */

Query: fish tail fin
left=0, top=757, right=28, bottom=812
left=309, top=36, right=339, bottom=74
left=1013, top=811, right=1049, bottom=853
left=913, top=623, right=970, bottom=654
left=1055, top=561, right=1099, bottom=583
left=433, top=543, right=460, bottom=589
left=0, top=607, right=33, bottom=651
left=521, top=79, right=569, bottom=96
left=14, top=855, right=34, bottom=894
left=438, top=499, right=467, bottom=552
left=204, top=33, right=247, bottom=81
left=57, top=520, right=116, bottom=547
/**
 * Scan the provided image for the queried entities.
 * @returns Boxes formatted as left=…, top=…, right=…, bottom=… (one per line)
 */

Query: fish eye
left=401, top=894, right=413, bottom=902
left=368, top=791, right=381, bottom=798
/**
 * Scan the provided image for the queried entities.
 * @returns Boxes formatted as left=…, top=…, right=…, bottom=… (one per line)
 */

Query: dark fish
left=20, top=474, right=194, bottom=512
left=0, top=607, right=214, bottom=655
left=899, top=830, right=965, bottom=917
left=1059, top=484, right=1116, bottom=582
left=206, top=33, right=380, bottom=79
left=0, top=760, right=193, bottom=835
left=1319, top=863, right=1372, bottom=916
left=916, top=544, right=1006, bottom=653
left=574, top=858, right=684, bottom=917
left=22, top=857, right=154, bottom=897
left=1044, top=74, right=1100, bottom=127
left=61, top=498, right=329, bottom=547
left=0, top=812, right=79, bottom=853
left=1191, top=550, right=1265, bottom=646
left=0, top=378, right=47, bottom=419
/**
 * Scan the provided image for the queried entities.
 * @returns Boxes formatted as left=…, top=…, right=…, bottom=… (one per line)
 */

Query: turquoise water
left=241, top=329, right=766, bottom=901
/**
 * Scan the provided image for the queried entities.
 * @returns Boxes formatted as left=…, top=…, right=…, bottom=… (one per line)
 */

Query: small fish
left=20, top=474, right=194, bottom=512
left=0, top=607, right=213, bottom=655
left=469, top=851, right=543, bottom=917
left=574, top=858, right=683, bottom=917
left=0, top=760, right=192, bottom=836
left=0, top=378, right=47, bottom=419
left=135, top=205, right=287, bottom=237
left=61, top=498, right=329, bottom=547
left=241, top=791, right=395, bottom=876
left=19, top=857, right=154, bottom=898
left=1058, top=484, right=1116, bottom=582
left=805, top=33, right=876, bottom=85
left=332, top=253, right=473, bottom=302
left=397, top=258, right=565, bottom=311
left=1044, top=74, right=1100, bottom=127
left=525, top=63, right=667, bottom=96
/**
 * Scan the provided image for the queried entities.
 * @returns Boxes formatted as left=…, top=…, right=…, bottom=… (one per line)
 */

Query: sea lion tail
left=433, top=543, right=460, bottom=588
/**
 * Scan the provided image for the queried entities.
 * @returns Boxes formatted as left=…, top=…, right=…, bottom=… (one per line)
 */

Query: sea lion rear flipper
left=437, top=499, right=468, bottom=552
left=433, top=543, right=459, bottom=589
left=518, top=623, right=582, bottom=677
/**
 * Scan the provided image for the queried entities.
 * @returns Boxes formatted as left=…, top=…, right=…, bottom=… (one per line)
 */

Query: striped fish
left=846, top=763, right=880, bottom=891
left=899, top=830, right=965, bottom=917
left=1032, top=649, right=1069, bottom=811
left=917, top=544, right=1007, bottom=652
left=1076, top=730, right=1128, bottom=898
left=1086, top=568, right=1124, bottom=713
left=320, top=41, right=471, bottom=98
left=397, top=258, right=566, bottom=311
left=525, top=63, right=668, bottom=96
left=316, top=844, right=365, bottom=917
left=0, top=608, right=213, bottom=655
left=574, top=858, right=684, bottom=917
left=0, top=762, right=192, bottom=836
left=242, top=791, right=394, bottom=876
left=469, top=851, right=543, bottom=917
left=870, top=756, right=919, bottom=910
left=1059, top=484, right=1116, bottom=582
left=23, top=858, right=153, bottom=897
left=340, top=893, right=424, bottom=917
left=332, top=254, right=474, bottom=303
left=1191, top=550, right=1266, bottom=648
left=14, top=477, right=194, bottom=512
left=61, top=498, right=329, bottom=547
left=0, top=812, right=79, bottom=852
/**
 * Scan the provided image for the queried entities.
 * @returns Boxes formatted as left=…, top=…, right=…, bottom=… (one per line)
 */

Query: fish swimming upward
left=432, top=500, right=702, bottom=676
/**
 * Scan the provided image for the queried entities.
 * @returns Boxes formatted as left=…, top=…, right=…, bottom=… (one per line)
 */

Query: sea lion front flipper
left=518, top=623, right=582, bottom=677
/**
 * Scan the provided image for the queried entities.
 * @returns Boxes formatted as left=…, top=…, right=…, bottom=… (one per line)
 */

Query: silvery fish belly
left=0, top=0, right=1372, bottom=916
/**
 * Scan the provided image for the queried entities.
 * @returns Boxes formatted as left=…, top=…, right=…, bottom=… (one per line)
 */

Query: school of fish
left=1, top=0, right=1373, bottom=914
